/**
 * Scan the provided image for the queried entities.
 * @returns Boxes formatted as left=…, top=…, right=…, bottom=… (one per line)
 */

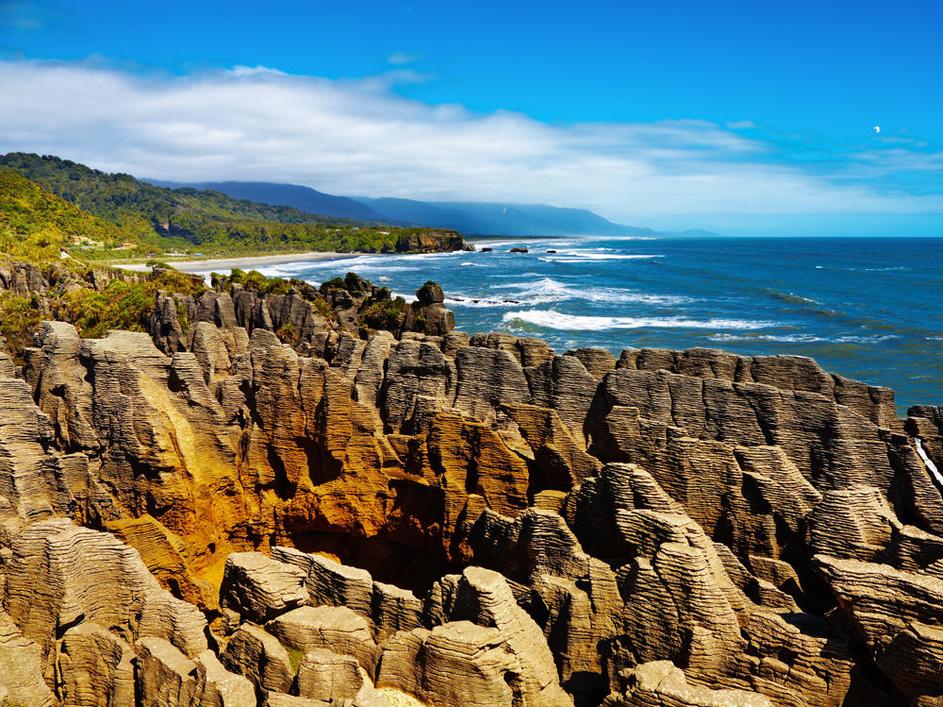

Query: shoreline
left=115, top=250, right=368, bottom=273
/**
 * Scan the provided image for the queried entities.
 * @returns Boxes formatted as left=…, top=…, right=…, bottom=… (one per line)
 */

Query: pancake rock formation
left=0, top=272, right=941, bottom=705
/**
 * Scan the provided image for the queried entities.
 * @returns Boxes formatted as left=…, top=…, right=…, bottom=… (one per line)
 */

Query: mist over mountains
left=152, top=179, right=701, bottom=237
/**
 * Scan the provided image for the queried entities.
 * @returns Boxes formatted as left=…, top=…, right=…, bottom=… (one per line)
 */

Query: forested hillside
left=0, top=153, right=465, bottom=257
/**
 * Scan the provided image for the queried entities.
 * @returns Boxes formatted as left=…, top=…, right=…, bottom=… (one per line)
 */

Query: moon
left=874, top=125, right=881, bottom=133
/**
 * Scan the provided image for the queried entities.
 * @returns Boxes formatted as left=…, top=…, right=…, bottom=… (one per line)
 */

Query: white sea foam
left=490, top=271, right=545, bottom=279
left=285, top=255, right=422, bottom=274
left=502, top=310, right=775, bottom=331
left=541, top=252, right=662, bottom=263
left=471, top=239, right=577, bottom=251
left=834, top=334, right=899, bottom=343
left=489, top=277, right=690, bottom=306
left=470, top=240, right=516, bottom=250
left=395, top=251, right=465, bottom=261
left=709, top=333, right=899, bottom=344
left=813, top=264, right=910, bottom=273
left=446, top=296, right=519, bottom=308
left=492, top=277, right=571, bottom=295
left=247, top=264, right=302, bottom=278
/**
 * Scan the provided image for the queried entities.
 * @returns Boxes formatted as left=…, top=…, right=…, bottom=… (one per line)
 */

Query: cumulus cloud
left=0, top=60, right=940, bottom=226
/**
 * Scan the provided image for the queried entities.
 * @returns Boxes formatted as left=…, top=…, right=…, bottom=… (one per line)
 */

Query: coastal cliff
left=0, top=266, right=941, bottom=705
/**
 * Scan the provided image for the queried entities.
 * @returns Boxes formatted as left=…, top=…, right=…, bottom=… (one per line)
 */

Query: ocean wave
left=489, top=272, right=546, bottom=279
left=194, top=262, right=308, bottom=279
left=490, top=277, right=690, bottom=306
left=709, top=333, right=900, bottom=344
left=470, top=239, right=575, bottom=250
left=284, top=255, right=378, bottom=268
left=492, top=277, right=571, bottom=294
left=395, top=251, right=466, bottom=261
left=446, top=296, right=521, bottom=308
left=502, top=310, right=775, bottom=331
left=814, top=264, right=911, bottom=273
left=204, top=258, right=412, bottom=282
left=761, top=288, right=819, bottom=305
left=449, top=280, right=566, bottom=307
left=540, top=252, right=663, bottom=263
left=286, top=255, right=423, bottom=275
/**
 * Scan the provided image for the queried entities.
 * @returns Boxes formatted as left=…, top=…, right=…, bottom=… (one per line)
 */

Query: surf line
left=915, top=438, right=943, bottom=491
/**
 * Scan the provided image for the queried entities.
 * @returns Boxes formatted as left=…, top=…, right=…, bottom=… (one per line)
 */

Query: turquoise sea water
left=249, top=236, right=943, bottom=412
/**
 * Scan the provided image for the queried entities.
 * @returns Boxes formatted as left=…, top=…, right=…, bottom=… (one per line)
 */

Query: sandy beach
left=116, top=250, right=364, bottom=273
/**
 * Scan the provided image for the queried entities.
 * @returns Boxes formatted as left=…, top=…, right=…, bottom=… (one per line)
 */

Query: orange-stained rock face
left=1, top=289, right=943, bottom=705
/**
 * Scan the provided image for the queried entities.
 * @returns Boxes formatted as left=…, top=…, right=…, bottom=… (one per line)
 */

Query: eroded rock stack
left=0, top=275, right=940, bottom=704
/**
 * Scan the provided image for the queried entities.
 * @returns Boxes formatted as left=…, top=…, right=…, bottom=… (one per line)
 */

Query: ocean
left=247, top=236, right=943, bottom=413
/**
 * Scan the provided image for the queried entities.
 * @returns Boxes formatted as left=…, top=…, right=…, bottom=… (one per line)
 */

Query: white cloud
left=0, top=60, right=940, bottom=227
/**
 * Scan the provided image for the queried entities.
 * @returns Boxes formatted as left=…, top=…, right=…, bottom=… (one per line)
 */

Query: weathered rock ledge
left=0, top=275, right=941, bottom=705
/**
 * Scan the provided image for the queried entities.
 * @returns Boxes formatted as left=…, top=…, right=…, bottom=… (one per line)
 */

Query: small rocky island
left=0, top=260, right=941, bottom=705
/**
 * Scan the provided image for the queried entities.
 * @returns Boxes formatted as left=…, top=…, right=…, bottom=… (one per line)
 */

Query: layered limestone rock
left=1, top=277, right=943, bottom=705
left=220, top=552, right=308, bottom=624
left=221, top=623, right=296, bottom=694
left=0, top=611, right=55, bottom=706
left=604, top=661, right=772, bottom=706
left=266, top=606, right=379, bottom=673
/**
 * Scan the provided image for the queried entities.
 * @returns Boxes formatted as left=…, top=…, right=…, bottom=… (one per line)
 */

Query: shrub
left=0, top=293, right=44, bottom=358
left=275, top=321, right=296, bottom=343
left=361, top=296, right=407, bottom=331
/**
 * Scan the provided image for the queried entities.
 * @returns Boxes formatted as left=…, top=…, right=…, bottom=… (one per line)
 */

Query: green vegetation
left=0, top=265, right=206, bottom=361
left=320, top=276, right=347, bottom=292
left=55, top=268, right=206, bottom=340
left=211, top=268, right=311, bottom=297
left=361, top=288, right=408, bottom=330
left=275, top=321, right=296, bottom=343
left=417, top=280, right=444, bottom=304
left=0, top=168, right=149, bottom=261
left=0, top=154, right=461, bottom=359
left=0, top=292, right=45, bottom=354
left=0, top=153, right=464, bottom=259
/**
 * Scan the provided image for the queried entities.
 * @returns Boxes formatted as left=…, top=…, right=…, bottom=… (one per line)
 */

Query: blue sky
left=1, top=0, right=941, bottom=235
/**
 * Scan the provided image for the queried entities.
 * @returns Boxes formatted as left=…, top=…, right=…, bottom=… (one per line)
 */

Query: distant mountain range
left=149, top=180, right=386, bottom=223
left=356, top=197, right=654, bottom=237
left=152, top=180, right=706, bottom=238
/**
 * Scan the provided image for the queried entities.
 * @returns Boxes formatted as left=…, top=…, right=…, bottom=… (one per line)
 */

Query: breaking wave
left=540, top=251, right=663, bottom=263
left=502, top=310, right=776, bottom=331
left=708, top=333, right=900, bottom=344
left=487, top=277, right=690, bottom=306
